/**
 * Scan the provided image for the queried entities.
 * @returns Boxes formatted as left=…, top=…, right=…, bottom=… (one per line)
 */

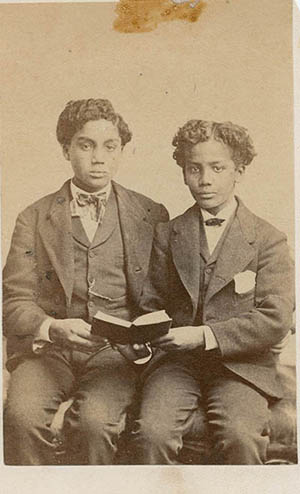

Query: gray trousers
left=133, top=353, right=271, bottom=465
left=4, top=348, right=271, bottom=465
left=4, top=346, right=138, bottom=465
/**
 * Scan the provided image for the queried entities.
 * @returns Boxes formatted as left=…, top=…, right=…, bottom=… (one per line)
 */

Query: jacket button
left=205, top=267, right=212, bottom=274
left=88, top=301, right=94, bottom=308
left=135, top=266, right=142, bottom=273
left=89, top=251, right=95, bottom=258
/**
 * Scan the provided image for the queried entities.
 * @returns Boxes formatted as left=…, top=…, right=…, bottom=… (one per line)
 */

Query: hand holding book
left=114, top=341, right=153, bottom=364
left=91, top=310, right=172, bottom=345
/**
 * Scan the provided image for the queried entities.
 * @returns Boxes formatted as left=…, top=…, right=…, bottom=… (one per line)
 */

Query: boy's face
left=64, top=119, right=122, bottom=192
left=183, top=138, right=245, bottom=214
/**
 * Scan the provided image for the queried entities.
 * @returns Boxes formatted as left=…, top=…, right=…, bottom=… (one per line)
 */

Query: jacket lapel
left=171, top=204, right=201, bottom=314
left=39, top=180, right=75, bottom=305
left=205, top=199, right=256, bottom=304
left=199, top=213, right=210, bottom=262
left=113, top=182, right=154, bottom=304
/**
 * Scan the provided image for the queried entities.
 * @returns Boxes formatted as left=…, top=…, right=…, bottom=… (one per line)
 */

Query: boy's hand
left=152, top=326, right=205, bottom=352
left=49, top=318, right=104, bottom=353
left=114, top=343, right=152, bottom=362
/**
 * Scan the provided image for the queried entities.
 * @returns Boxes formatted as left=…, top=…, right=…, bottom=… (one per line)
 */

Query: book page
left=94, top=310, right=132, bottom=328
left=134, top=310, right=171, bottom=326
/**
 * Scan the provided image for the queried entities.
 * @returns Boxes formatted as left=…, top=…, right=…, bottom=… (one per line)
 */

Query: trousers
left=4, top=346, right=138, bottom=465
left=133, top=353, right=271, bottom=465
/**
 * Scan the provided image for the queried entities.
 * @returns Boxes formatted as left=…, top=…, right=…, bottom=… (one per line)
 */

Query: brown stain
left=114, top=0, right=206, bottom=33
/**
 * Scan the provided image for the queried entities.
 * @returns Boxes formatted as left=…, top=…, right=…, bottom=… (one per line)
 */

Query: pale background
left=1, top=0, right=294, bottom=261
left=1, top=1, right=299, bottom=493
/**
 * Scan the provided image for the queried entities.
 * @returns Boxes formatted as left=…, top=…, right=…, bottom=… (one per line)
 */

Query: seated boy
left=3, top=98, right=168, bottom=464
left=134, top=120, right=294, bottom=464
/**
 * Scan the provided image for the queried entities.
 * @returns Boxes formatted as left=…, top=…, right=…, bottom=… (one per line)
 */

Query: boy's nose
left=91, top=149, right=105, bottom=164
left=199, top=169, right=212, bottom=185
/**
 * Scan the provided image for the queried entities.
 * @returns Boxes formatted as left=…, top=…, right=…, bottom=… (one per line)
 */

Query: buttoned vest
left=196, top=214, right=235, bottom=325
left=68, top=189, right=132, bottom=323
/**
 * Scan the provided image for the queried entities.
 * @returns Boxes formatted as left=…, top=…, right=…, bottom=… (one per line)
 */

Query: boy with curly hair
left=3, top=98, right=168, bottom=464
left=134, top=120, right=294, bottom=464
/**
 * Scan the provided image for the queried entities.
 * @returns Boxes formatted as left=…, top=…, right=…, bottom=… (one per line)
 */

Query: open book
left=91, top=310, right=172, bottom=345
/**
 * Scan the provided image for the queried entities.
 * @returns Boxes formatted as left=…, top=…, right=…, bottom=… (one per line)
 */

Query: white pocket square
left=234, top=270, right=256, bottom=294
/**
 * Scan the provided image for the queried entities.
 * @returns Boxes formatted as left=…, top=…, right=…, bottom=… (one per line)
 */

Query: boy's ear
left=62, top=145, right=70, bottom=161
left=235, top=165, right=246, bottom=184
left=182, top=166, right=188, bottom=185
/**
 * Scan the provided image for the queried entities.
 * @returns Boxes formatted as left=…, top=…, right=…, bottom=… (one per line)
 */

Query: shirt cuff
left=203, top=326, right=219, bottom=351
left=32, top=317, right=54, bottom=354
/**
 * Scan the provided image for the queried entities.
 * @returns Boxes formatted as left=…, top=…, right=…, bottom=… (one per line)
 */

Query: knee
left=136, top=417, right=182, bottom=453
left=76, top=398, right=126, bottom=439
left=5, top=397, right=44, bottom=436
left=213, top=420, right=263, bottom=451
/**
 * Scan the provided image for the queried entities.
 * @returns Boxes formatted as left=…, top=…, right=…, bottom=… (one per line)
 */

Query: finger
left=71, top=335, right=102, bottom=349
left=151, top=335, right=173, bottom=346
left=74, top=321, right=92, bottom=332
left=155, top=341, right=176, bottom=351
left=72, top=328, right=101, bottom=341
left=134, top=346, right=151, bottom=357
left=114, top=346, right=138, bottom=360
left=132, top=343, right=146, bottom=351
left=89, top=333, right=106, bottom=343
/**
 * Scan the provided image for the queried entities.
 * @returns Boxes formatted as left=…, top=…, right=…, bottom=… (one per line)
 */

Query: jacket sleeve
left=209, top=227, right=295, bottom=359
left=157, top=204, right=169, bottom=224
left=150, top=202, right=169, bottom=226
left=140, top=222, right=171, bottom=314
left=3, top=208, right=49, bottom=339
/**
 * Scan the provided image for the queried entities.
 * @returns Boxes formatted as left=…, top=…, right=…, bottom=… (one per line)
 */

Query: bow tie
left=75, top=192, right=107, bottom=222
left=76, top=192, right=107, bottom=207
left=205, top=217, right=225, bottom=227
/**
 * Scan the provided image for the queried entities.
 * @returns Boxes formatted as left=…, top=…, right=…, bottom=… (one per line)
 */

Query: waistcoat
left=196, top=215, right=235, bottom=325
left=68, top=188, right=132, bottom=323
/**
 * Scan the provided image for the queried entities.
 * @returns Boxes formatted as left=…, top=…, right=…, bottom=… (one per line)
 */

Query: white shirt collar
left=70, top=179, right=112, bottom=200
left=200, top=196, right=237, bottom=223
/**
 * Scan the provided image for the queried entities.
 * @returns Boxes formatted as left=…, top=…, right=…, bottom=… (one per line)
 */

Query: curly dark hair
left=56, top=99, right=132, bottom=148
left=172, top=120, right=256, bottom=168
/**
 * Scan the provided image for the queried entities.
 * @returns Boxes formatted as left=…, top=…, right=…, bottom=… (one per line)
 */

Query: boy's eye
left=79, top=141, right=92, bottom=151
left=105, top=144, right=117, bottom=151
left=189, top=166, right=200, bottom=173
left=212, top=165, right=224, bottom=173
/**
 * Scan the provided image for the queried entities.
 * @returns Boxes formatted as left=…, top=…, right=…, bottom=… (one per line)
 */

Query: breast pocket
left=233, top=288, right=256, bottom=309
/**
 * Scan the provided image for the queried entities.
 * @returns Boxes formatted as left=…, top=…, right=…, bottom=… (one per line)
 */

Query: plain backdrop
left=0, top=2, right=299, bottom=494
left=1, top=0, right=294, bottom=262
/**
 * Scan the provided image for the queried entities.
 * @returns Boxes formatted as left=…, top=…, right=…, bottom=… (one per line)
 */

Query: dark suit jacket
left=141, top=198, right=294, bottom=398
left=3, top=180, right=168, bottom=369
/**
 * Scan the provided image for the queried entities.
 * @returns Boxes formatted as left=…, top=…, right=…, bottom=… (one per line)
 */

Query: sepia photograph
left=1, top=0, right=299, bottom=492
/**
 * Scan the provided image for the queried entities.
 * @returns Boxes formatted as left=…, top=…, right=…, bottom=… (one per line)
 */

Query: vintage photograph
left=1, top=0, right=297, bottom=483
